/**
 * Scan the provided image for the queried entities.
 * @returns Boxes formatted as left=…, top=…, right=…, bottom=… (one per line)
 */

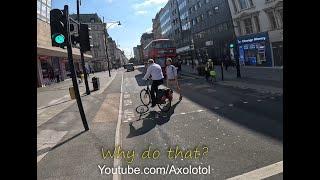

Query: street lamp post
left=76, top=0, right=90, bottom=95
left=103, top=19, right=121, bottom=77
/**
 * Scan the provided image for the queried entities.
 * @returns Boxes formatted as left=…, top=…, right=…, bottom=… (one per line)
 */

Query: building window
left=189, top=7, right=192, bottom=14
left=196, top=16, right=201, bottom=23
left=192, top=19, right=196, bottom=26
left=266, top=11, right=277, bottom=30
left=243, top=18, right=253, bottom=34
left=248, top=0, right=254, bottom=7
left=47, top=7, right=50, bottom=20
left=231, top=0, right=238, bottom=13
left=197, top=1, right=202, bottom=8
left=41, top=4, right=47, bottom=18
left=37, top=1, right=41, bottom=14
left=278, top=9, right=283, bottom=27
left=253, top=16, right=260, bottom=32
left=194, top=5, right=197, bottom=11
left=236, top=21, right=242, bottom=35
left=208, top=10, right=213, bottom=16
left=201, top=14, right=205, bottom=21
left=238, top=0, right=247, bottom=10
left=223, top=23, right=228, bottom=31
left=47, top=0, right=51, bottom=6
left=206, top=0, right=209, bottom=3
left=214, top=6, right=219, bottom=12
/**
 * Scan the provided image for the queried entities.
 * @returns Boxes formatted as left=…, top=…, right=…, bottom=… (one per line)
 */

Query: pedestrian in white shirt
left=143, top=59, right=164, bottom=107
left=166, top=58, right=182, bottom=101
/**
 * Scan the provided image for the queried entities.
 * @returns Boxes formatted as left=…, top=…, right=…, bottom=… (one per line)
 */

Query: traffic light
left=79, top=24, right=92, bottom=52
left=50, top=9, right=67, bottom=48
left=229, top=43, right=234, bottom=48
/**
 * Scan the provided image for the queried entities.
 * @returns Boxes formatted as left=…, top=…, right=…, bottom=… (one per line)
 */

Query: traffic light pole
left=64, top=5, right=89, bottom=131
left=77, top=0, right=90, bottom=95
left=225, top=0, right=241, bottom=78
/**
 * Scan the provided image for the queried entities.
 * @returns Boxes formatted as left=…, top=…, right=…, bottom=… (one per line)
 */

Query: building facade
left=70, top=13, right=109, bottom=71
left=152, top=10, right=163, bottom=39
left=106, top=37, right=117, bottom=68
left=140, top=32, right=154, bottom=62
left=154, top=0, right=235, bottom=66
left=228, top=0, right=283, bottom=67
left=133, top=46, right=140, bottom=64
left=37, top=0, right=92, bottom=87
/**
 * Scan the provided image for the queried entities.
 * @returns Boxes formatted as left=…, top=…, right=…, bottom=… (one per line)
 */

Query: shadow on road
left=180, top=77, right=283, bottom=142
left=126, top=101, right=181, bottom=138
left=37, top=130, right=87, bottom=157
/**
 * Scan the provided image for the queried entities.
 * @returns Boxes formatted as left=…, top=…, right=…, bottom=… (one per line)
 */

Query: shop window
left=243, top=18, right=253, bottom=34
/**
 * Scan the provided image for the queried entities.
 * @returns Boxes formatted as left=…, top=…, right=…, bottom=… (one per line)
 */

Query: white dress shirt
left=143, top=63, right=164, bottom=80
left=166, top=65, right=177, bottom=80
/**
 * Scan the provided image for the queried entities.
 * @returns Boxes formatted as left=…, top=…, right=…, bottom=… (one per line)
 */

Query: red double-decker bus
left=143, top=39, right=176, bottom=76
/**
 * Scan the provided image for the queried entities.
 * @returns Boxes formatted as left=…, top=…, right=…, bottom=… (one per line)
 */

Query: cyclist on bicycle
left=205, top=59, right=214, bottom=81
left=143, top=59, right=164, bottom=107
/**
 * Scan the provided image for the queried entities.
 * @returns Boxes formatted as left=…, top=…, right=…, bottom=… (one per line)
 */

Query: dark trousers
left=150, top=79, right=164, bottom=106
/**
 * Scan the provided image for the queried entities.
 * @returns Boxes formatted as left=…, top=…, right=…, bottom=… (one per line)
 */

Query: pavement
left=181, top=64, right=283, bottom=95
left=37, top=70, right=117, bottom=127
left=37, top=66, right=283, bottom=180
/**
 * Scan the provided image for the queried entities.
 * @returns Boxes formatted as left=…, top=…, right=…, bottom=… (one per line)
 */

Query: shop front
left=237, top=32, right=272, bottom=67
left=37, top=45, right=92, bottom=87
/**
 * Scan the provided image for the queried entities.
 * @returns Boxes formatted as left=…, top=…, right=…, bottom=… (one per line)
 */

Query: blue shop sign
left=237, top=32, right=269, bottom=45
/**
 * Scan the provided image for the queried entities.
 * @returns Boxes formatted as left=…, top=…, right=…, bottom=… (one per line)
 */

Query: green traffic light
left=229, top=44, right=234, bottom=48
left=53, top=34, right=65, bottom=44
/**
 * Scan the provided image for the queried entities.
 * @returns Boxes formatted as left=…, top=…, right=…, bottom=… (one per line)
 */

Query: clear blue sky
left=52, top=0, right=168, bottom=58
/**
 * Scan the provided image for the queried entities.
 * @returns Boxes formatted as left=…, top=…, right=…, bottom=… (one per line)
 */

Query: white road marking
left=123, top=109, right=135, bottom=121
left=214, top=107, right=220, bottom=109
left=113, top=73, right=123, bottom=180
left=124, top=99, right=132, bottom=106
left=123, top=94, right=130, bottom=99
left=257, top=99, right=262, bottom=102
left=229, top=104, right=234, bottom=107
left=243, top=101, right=248, bottom=104
left=171, top=109, right=206, bottom=117
left=227, top=161, right=283, bottom=180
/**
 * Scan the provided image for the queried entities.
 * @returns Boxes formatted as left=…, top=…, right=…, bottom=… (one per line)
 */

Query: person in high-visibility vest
left=205, top=59, right=214, bottom=81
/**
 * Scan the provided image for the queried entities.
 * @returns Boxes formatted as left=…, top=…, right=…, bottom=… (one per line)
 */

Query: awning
left=37, top=44, right=93, bottom=60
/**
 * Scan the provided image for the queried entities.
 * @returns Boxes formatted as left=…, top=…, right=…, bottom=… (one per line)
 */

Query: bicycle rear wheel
left=157, top=98, right=171, bottom=112
left=140, top=89, right=151, bottom=106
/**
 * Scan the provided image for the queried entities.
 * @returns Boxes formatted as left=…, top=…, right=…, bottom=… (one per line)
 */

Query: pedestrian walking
left=166, top=58, right=182, bottom=101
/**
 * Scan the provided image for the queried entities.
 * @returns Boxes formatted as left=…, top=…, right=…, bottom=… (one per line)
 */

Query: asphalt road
left=120, top=67, right=283, bottom=180
left=37, top=67, right=282, bottom=180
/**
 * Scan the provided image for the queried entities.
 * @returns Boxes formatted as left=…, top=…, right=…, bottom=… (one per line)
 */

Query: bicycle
left=139, top=79, right=173, bottom=112
left=206, top=70, right=217, bottom=85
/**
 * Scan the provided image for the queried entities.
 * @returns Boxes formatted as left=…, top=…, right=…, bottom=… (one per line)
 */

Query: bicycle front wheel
left=140, top=89, right=151, bottom=106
